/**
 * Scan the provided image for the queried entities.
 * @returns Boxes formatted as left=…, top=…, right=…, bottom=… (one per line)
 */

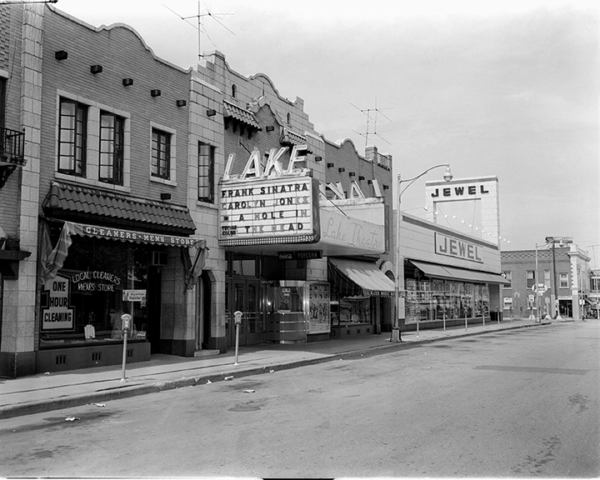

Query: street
left=1, top=321, right=598, bottom=478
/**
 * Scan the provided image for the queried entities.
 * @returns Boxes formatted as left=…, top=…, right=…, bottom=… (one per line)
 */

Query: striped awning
left=223, top=101, right=260, bottom=129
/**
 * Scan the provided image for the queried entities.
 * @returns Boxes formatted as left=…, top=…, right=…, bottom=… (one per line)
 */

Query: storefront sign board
left=435, top=232, right=483, bottom=263
left=42, top=274, right=74, bottom=330
left=67, top=222, right=197, bottom=247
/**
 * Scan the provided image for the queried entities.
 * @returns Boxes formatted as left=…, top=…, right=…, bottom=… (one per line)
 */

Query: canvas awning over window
left=329, top=258, right=395, bottom=296
left=410, top=260, right=510, bottom=285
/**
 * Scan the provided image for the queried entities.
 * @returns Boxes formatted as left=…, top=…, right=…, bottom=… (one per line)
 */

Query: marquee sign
left=219, top=175, right=320, bottom=246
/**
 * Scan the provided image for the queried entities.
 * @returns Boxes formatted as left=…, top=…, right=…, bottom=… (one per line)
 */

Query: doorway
left=196, top=271, right=212, bottom=350
left=226, top=277, right=263, bottom=347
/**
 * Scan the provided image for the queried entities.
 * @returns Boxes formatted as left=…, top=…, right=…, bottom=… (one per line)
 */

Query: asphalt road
left=1, top=321, right=598, bottom=478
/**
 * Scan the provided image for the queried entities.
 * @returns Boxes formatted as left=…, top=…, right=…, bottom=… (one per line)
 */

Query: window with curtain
left=198, top=142, right=214, bottom=203
left=151, top=128, right=171, bottom=179
left=99, top=111, right=124, bottom=185
left=58, top=98, right=87, bottom=176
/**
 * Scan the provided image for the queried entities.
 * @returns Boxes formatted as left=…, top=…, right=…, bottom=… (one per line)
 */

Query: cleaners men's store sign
left=42, top=274, right=75, bottom=331
left=435, top=232, right=483, bottom=263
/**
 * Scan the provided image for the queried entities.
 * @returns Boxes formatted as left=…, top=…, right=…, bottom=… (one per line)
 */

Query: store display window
left=405, top=277, right=489, bottom=323
left=40, top=236, right=153, bottom=347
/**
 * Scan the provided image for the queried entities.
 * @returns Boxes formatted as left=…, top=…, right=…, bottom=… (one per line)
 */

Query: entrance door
left=196, top=271, right=212, bottom=350
left=227, top=278, right=263, bottom=346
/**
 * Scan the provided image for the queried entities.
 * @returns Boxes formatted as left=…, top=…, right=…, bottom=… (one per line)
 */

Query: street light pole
left=391, top=163, right=453, bottom=343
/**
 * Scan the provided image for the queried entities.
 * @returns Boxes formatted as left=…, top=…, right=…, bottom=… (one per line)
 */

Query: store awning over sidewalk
left=410, top=260, right=509, bottom=285
left=329, top=258, right=395, bottom=296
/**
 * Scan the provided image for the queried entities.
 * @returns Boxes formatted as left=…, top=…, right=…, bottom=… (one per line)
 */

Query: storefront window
left=405, top=278, right=489, bottom=323
left=40, top=237, right=153, bottom=347
left=339, top=297, right=370, bottom=324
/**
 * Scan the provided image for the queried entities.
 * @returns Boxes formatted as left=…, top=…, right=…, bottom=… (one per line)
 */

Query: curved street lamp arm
left=398, top=163, right=451, bottom=197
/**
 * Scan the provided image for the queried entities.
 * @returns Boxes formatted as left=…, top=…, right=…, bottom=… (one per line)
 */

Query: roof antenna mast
left=351, top=99, right=392, bottom=149
left=164, top=1, right=234, bottom=65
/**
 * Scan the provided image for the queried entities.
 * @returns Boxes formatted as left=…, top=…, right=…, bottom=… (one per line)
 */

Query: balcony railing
left=0, top=127, right=25, bottom=166
left=0, top=127, right=26, bottom=188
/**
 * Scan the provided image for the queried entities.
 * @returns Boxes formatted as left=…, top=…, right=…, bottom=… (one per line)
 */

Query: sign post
left=233, top=311, right=243, bottom=365
left=120, top=313, right=131, bottom=382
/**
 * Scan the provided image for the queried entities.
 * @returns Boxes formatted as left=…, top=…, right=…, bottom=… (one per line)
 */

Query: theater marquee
left=218, top=175, right=320, bottom=246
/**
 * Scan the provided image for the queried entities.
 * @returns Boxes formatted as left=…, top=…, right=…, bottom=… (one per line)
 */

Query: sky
left=52, top=0, right=600, bottom=266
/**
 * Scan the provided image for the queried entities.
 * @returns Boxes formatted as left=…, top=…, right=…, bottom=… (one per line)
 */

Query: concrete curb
left=0, top=322, right=550, bottom=419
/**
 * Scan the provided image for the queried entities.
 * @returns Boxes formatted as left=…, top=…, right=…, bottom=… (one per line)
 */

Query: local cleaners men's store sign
left=218, top=145, right=319, bottom=246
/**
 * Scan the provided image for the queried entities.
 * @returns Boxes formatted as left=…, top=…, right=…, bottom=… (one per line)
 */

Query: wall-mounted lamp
left=358, top=175, right=365, bottom=181
left=338, top=168, right=345, bottom=173
left=349, top=172, right=356, bottom=177
left=314, top=156, right=323, bottom=162
left=160, top=193, right=171, bottom=201
left=327, top=163, right=334, bottom=168
left=206, top=109, right=217, bottom=117
left=122, top=78, right=133, bottom=87
left=90, top=65, right=103, bottom=74
left=265, top=125, right=275, bottom=132
left=150, top=89, right=161, bottom=97
left=176, top=100, right=187, bottom=107
left=55, top=50, right=68, bottom=60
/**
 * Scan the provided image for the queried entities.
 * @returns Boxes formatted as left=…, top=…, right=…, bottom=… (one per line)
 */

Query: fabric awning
left=410, top=260, right=510, bottom=285
left=223, top=100, right=260, bottom=129
left=329, top=258, right=395, bottom=296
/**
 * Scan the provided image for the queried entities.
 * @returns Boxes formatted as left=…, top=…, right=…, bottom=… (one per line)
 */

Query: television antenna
left=351, top=100, right=393, bottom=148
left=164, top=1, right=234, bottom=63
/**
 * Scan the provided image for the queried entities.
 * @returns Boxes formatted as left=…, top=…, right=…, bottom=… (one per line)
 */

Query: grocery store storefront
left=399, top=213, right=508, bottom=330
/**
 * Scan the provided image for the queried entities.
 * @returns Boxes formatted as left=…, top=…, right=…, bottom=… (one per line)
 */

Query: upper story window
left=286, top=112, right=291, bottom=124
left=231, top=84, right=237, bottom=98
left=151, top=128, right=171, bottom=180
left=591, top=277, right=600, bottom=292
left=544, top=270, right=551, bottom=288
left=198, top=142, right=214, bottom=203
left=58, top=97, right=87, bottom=176
left=502, top=271, right=512, bottom=288
left=559, top=273, right=569, bottom=288
left=99, top=111, right=124, bottom=185
left=526, top=270, right=535, bottom=289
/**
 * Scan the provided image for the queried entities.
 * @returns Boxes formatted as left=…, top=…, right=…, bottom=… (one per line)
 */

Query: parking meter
left=233, top=311, right=243, bottom=365
left=121, top=313, right=132, bottom=332
left=120, top=313, right=132, bottom=382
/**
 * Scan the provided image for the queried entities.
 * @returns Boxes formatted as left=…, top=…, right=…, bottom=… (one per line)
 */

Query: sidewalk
left=0, top=318, right=551, bottom=419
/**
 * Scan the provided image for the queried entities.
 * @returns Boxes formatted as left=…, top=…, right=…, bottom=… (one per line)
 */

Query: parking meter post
left=120, top=313, right=131, bottom=382
left=233, top=311, right=242, bottom=366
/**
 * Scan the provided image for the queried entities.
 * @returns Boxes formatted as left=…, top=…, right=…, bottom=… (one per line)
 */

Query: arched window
left=286, top=112, right=291, bottom=124
left=231, top=84, right=237, bottom=98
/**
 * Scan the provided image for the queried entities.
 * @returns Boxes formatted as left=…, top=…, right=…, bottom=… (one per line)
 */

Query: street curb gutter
left=0, top=322, right=550, bottom=419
